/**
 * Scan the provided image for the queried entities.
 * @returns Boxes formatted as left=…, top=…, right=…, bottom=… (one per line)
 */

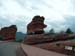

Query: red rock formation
left=0, top=25, right=17, bottom=40
left=27, top=15, right=47, bottom=34
left=24, top=34, right=74, bottom=54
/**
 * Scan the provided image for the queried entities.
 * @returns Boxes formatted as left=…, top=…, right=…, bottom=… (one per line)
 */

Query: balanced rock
left=27, top=15, right=47, bottom=34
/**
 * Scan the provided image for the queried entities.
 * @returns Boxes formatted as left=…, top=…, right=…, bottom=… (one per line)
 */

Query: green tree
left=49, top=28, right=55, bottom=34
left=66, top=28, right=73, bottom=34
left=0, top=35, right=3, bottom=40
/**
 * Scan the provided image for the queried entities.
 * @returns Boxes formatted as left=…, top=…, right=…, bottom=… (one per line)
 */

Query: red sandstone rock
left=27, top=15, right=47, bottom=34
left=0, top=25, right=17, bottom=40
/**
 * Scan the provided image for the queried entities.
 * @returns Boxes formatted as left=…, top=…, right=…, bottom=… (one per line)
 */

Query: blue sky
left=0, top=0, right=75, bottom=33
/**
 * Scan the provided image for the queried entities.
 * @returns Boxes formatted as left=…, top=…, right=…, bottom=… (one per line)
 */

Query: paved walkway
left=0, top=41, right=68, bottom=56
left=21, top=44, right=67, bottom=56
left=0, top=41, right=21, bottom=56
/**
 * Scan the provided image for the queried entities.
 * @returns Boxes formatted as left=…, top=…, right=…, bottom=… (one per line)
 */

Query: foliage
left=49, top=28, right=55, bottom=34
left=0, top=35, right=3, bottom=40
left=65, top=28, right=73, bottom=34
left=15, top=39, right=23, bottom=42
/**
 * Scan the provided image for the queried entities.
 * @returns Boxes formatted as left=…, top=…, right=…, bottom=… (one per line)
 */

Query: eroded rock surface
left=0, top=25, right=17, bottom=40
left=27, top=15, right=47, bottom=34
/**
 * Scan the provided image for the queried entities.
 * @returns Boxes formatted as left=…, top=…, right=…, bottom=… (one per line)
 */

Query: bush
left=66, top=28, right=73, bottom=34
left=0, top=35, right=3, bottom=40
left=15, top=39, right=23, bottom=42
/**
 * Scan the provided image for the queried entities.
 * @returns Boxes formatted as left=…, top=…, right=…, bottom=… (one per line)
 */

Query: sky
left=0, top=0, right=75, bottom=33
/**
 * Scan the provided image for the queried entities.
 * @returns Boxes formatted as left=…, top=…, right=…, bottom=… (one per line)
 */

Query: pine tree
left=49, top=28, right=55, bottom=34
left=66, top=28, right=73, bottom=34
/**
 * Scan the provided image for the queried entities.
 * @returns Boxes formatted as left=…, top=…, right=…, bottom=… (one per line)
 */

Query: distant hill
left=16, top=32, right=26, bottom=41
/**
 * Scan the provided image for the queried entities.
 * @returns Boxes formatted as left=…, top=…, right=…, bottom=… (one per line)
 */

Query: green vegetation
left=66, top=28, right=73, bottom=34
left=49, top=28, right=55, bottom=34
left=15, top=39, right=23, bottom=42
left=0, top=35, right=3, bottom=40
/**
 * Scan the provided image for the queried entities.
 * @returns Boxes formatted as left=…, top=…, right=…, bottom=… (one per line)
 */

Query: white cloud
left=0, top=0, right=75, bottom=33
